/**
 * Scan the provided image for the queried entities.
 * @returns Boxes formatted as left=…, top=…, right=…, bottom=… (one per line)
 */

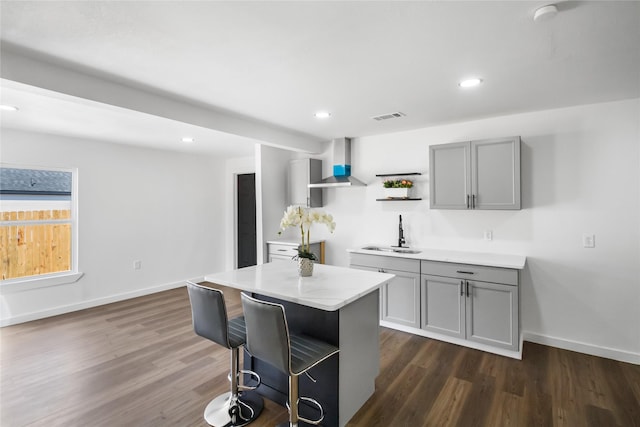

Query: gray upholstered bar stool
left=241, top=293, right=340, bottom=427
left=187, top=282, right=263, bottom=427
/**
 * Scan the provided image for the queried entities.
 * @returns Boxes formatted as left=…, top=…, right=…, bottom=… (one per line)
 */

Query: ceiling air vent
left=371, top=111, right=406, bottom=121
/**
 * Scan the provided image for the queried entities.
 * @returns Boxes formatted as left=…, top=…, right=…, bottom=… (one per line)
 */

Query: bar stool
left=241, top=293, right=339, bottom=427
left=187, top=282, right=263, bottom=427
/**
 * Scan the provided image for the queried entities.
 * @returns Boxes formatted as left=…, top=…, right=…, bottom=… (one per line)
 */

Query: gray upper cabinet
left=288, top=158, right=323, bottom=207
left=430, top=136, right=521, bottom=210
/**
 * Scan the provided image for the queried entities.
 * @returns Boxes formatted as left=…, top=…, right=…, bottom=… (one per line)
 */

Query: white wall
left=255, top=144, right=293, bottom=263
left=315, top=99, right=640, bottom=363
left=0, top=129, right=226, bottom=324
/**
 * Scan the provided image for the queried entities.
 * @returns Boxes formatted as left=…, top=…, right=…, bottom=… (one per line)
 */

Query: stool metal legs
left=204, top=347, right=263, bottom=427
left=277, top=374, right=324, bottom=427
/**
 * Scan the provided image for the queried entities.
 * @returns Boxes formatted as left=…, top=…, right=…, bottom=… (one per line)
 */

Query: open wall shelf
left=376, top=172, right=422, bottom=201
left=375, top=172, right=422, bottom=177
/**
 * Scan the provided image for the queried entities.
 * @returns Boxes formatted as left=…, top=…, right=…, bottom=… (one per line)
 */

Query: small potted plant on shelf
left=278, top=205, right=336, bottom=277
left=383, top=179, right=413, bottom=199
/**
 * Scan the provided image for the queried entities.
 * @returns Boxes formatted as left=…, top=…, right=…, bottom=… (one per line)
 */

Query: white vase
left=384, top=187, right=411, bottom=199
left=298, top=257, right=314, bottom=277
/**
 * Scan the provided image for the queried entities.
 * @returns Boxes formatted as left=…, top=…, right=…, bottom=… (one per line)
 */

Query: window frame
left=0, top=163, right=82, bottom=293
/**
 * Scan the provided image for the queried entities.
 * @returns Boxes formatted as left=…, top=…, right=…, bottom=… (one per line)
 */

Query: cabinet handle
left=472, top=194, right=476, bottom=209
left=460, top=281, right=464, bottom=296
left=456, top=270, right=475, bottom=275
left=466, top=281, right=470, bottom=297
left=277, top=249, right=288, bottom=252
left=466, top=194, right=470, bottom=209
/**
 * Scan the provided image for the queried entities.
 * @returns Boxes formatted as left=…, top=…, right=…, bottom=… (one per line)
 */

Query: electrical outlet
left=484, top=230, right=493, bottom=241
left=582, top=234, right=595, bottom=248
left=133, top=260, right=142, bottom=270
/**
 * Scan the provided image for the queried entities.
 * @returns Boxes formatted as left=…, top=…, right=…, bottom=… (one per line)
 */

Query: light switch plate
left=582, top=234, right=595, bottom=248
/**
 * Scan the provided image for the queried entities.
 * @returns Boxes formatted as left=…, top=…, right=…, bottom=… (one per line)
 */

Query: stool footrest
left=238, top=369, right=261, bottom=391
left=285, top=396, right=324, bottom=426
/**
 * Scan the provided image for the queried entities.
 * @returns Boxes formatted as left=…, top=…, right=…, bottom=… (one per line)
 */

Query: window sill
left=0, top=272, right=84, bottom=294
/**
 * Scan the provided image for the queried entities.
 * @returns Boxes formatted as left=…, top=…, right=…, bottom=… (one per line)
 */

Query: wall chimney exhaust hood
left=308, top=138, right=366, bottom=188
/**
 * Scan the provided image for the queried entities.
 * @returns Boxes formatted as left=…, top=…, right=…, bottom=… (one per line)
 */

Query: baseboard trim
left=523, top=331, right=640, bottom=365
left=0, top=276, right=204, bottom=327
left=379, top=320, right=523, bottom=360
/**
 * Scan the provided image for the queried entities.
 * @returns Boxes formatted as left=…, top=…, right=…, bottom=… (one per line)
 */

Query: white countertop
left=348, top=245, right=526, bottom=269
left=266, top=238, right=324, bottom=245
left=204, top=262, right=394, bottom=311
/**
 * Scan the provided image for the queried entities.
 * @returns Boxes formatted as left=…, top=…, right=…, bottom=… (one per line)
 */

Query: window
left=1, top=165, right=78, bottom=285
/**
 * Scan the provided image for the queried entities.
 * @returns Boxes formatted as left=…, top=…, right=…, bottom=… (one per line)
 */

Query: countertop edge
left=347, top=246, right=526, bottom=270
left=266, top=239, right=325, bottom=245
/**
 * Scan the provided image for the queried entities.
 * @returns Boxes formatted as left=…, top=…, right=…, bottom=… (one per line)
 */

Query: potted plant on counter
left=383, top=178, right=414, bottom=199
left=279, top=205, right=336, bottom=277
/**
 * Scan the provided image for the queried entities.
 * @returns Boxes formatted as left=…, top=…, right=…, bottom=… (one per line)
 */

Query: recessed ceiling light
left=314, top=111, right=331, bottom=119
left=459, top=78, right=482, bottom=88
left=181, top=137, right=195, bottom=143
left=534, top=4, right=558, bottom=22
left=0, top=105, right=19, bottom=112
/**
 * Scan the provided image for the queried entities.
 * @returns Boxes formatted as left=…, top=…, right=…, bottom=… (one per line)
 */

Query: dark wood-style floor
left=1, top=285, right=638, bottom=427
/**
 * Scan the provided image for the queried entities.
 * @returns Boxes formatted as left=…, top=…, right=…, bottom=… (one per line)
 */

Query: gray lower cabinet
left=267, top=242, right=323, bottom=263
left=429, top=136, right=521, bottom=210
left=349, top=254, right=420, bottom=329
left=421, top=260, right=519, bottom=351
left=422, top=274, right=465, bottom=339
left=349, top=253, right=520, bottom=354
left=465, top=280, right=518, bottom=350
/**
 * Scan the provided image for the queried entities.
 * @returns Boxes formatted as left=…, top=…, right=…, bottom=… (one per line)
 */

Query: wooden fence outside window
left=0, top=210, right=72, bottom=280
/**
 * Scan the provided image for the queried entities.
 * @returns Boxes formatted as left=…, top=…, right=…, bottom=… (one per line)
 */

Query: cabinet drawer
left=350, top=253, right=420, bottom=274
left=268, top=244, right=298, bottom=257
left=421, top=260, right=517, bottom=286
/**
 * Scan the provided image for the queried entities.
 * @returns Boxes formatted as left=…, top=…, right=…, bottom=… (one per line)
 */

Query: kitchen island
left=204, top=262, right=394, bottom=427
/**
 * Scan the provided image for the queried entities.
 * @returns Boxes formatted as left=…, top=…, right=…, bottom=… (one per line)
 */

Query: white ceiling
left=1, top=1, right=639, bottom=155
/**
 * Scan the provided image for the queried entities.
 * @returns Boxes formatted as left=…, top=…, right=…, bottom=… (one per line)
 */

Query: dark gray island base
left=244, top=293, right=341, bottom=426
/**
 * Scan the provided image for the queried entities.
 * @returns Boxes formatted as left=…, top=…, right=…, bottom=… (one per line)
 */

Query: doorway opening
left=236, top=173, right=256, bottom=268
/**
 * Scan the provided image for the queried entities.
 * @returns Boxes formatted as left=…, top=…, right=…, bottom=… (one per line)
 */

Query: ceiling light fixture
left=533, top=4, right=558, bottom=22
left=459, top=78, right=482, bottom=88
left=314, top=111, right=331, bottom=119
left=181, top=137, right=195, bottom=143
left=0, top=105, right=19, bottom=112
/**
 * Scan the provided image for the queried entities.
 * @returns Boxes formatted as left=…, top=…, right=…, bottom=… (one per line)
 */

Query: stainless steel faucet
left=393, top=214, right=406, bottom=248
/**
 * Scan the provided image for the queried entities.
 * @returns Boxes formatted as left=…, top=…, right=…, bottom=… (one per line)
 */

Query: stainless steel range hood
left=308, top=138, right=366, bottom=188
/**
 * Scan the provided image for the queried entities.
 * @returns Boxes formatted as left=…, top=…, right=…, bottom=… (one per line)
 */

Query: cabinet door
left=465, top=280, right=519, bottom=350
left=380, top=269, right=421, bottom=329
left=288, top=159, right=323, bottom=207
left=429, top=141, right=471, bottom=209
left=349, top=264, right=383, bottom=320
left=421, top=275, right=465, bottom=339
left=471, top=137, right=521, bottom=210
left=268, top=242, right=322, bottom=263
left=269, top=254, right=295, bottom=263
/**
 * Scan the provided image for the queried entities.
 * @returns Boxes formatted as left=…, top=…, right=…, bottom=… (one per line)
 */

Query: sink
left=393, top=248, right=422, bottom=254
left=361, top=246, right=421, bottom=254
left=361, top=246, right=394, bottom=252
